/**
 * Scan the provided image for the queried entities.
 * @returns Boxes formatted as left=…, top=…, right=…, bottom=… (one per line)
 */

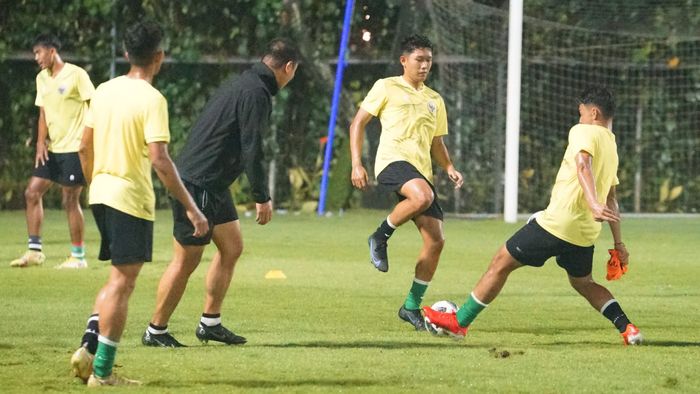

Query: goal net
left=426, top=0, right=700, bottom=214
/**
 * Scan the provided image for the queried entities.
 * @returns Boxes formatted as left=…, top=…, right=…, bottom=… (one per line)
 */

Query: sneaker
left=621, top=323, right=643, bottom=345
left=9, top=250, right=45, bottom=267
left=55, top=256, right=88, bottom=269
left=368, top=233, right=389, bottom=272
left=142, top=330, right=186, bottom=347
left=70, top=346, right=93, bottom=383
left=87, top=373, right=141, bottom=387
left=398, top=305, right=427, bottom=331
left=195, top=323, right=247, bottom=345
left=422, top=306, right=469, bottom=339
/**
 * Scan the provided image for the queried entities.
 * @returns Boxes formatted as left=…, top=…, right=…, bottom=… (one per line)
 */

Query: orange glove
left=606, top=249, right=628, bottom=281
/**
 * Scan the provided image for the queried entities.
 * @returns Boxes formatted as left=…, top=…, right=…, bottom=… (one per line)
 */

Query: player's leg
left=10, top=176, right=52, bottom=267
left=369, top=167, right=434, bottom=272
left=143, top=180, right=211, bottom=347
left=195, top=220, right=246, bottom=345
left=562, top=250, right=643, bottom=345
left=423, top=246, right=523, bottom=338
left=424, top=220, right=560, bottom=337
left=398, top=213, right=443, bottom=331
left=390, top=179, right=435, bottom=226
left=73, top=205, right=150, bottom=385
left=143, top=241, right=205, bottom=347
left=57, top=185, right=87, bottom=268
left=85, top=264, right=143, bottom=386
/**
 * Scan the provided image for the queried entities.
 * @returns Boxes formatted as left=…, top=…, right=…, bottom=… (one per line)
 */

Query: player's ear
left=399, top=54, right=408, bottom=67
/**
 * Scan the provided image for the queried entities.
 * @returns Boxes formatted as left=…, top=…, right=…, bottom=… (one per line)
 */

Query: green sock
left=71, top=244, right=85, bottom=259
left=404, top=278, right=429, bottom=310
left=456, top=292, right=488, bottom=327
left=93, top=337, right=118, bottom=378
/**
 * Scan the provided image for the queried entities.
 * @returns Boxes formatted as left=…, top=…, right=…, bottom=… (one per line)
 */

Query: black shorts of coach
left=376, top=160, right=444, bottom=221
left=91, top=204, right=153, bottom=265
left=505, top=219, right=595, bottom=278
left=172, top=179, right=238, bottom=246
left=32, top=151, right=85, bottom=186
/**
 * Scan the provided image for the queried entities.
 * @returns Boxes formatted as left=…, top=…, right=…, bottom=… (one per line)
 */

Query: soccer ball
left=424, top=300, right=458, bottom=336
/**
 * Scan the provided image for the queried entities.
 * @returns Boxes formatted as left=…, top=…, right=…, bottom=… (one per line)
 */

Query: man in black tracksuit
left=142, top=38, right=300, bottom=347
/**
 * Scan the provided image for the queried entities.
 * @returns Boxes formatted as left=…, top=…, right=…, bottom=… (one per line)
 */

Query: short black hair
left=33, top=33, right=61, bottom=50
left=123, top=20, right=164, bottom=67
left=262, top=38, right=301, bottom=69
left=577, top=86, right=615, bottom=118
left=400, top=34, right=433, bottom=54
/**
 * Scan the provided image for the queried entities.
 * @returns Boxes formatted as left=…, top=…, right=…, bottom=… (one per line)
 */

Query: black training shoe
left=399, top=305, right=427, bottom=331
left=195, top=323, right=247, bottom=345
left=142, top=330, right=187, bottom=347
left=368, top=233, right=389, bottom=272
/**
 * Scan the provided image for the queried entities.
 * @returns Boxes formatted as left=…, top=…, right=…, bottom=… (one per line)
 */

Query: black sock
left=375, top=220, right=395, bottom=240
left=601, top=300, right=631, bottom=333
left=81, top=313, right=99, bottom=354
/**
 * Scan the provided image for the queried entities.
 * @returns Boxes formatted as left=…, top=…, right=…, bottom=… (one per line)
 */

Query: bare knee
left=569, top=276, right=595, bottom=294
left=111, top=275, right=138, bottom=296
left=220, top=243, right=243, bottom=268
left=25, top=187, right=42, bottom=204
left=485, top=248, right=517, bottom=277
left=412, top=190, right=434, bottom=212
left=427, top=237, right=445, bottom=254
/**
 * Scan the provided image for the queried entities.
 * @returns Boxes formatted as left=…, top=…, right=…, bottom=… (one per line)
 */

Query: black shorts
left=91, top=204, right=153, bottom=264
left=32, top=151, right=85, bottom=186
left=172, top=180, right=238, bottom=246
left=377, top=161, right=443, bottom=221
left=505, top=219, right=594, bottom=278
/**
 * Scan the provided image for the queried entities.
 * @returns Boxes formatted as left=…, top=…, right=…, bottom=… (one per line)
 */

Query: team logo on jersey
left=427, top=100, right=437, bottom=114
left=58, top=85, right=67, bottom=95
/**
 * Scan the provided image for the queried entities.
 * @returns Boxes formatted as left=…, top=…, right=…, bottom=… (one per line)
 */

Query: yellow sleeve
left=144, top=95, right=170, bottom=144
left=435, top=96, right=448, bottom=137
left=360, top=79, right=387, bottom=117
left=35, top=75, right=43, bottom=107
left=568, top=125, right=597, bottom=157
left=76, top=68, right=95, bottom=101
left=84, top=104, right=94, bottom=128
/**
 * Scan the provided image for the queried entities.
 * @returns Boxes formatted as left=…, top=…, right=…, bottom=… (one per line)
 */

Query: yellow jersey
left=538, top=124, right=620, bottom=246
left=35, top=63, right=95, bottom=153
left=360, top=76, right=448, bottom=182
left=85, top=76, right=170, bottom=221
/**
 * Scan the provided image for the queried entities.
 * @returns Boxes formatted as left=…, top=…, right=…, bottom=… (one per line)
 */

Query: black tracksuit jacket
left=176, top=62, right=278, bottom=203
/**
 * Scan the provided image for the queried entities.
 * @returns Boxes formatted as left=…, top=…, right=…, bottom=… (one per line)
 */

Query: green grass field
left=1, top=209, right=699, bottom=393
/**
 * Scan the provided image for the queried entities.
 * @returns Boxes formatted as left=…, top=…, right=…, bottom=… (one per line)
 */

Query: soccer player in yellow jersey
left=350, top=35, right=463, bottom=331
left=423, top=87, right=643, bottom=345
left=10, top=33, right=95, bottom=269
left=68, top=21, right=208, bottom=386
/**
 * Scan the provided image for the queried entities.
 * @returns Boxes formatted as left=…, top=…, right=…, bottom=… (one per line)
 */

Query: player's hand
left=615, top=242, right=629, bottom=267
left=590, top=202, right=620, bottom=222
left=256, top=200, right=272, bottom=225
left=447, top=166, right=463, bottom=189
left=35, top=141, right=49, bottom=168
left=351, top=164, right=369, bottom=190
left=187, top=208, right=209, bottom=237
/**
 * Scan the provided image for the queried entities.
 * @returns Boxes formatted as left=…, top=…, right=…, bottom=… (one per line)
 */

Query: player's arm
left=575, top=150, right=619, bottom=222
left=349, top=108, right=374, bottom=190
left=148, top=142, right=209, bottom=237
left=35, top=107, right=49, bottom=167
left=430, top=136, right=463, bottom=189
left=238, top=91, right=272, bottom=225
left=606, top=185, right=629, bottom=265
left=78, top=126, right=94, bottom=184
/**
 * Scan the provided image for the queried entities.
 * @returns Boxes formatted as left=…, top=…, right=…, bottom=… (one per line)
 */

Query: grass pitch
left=0, top=209, right=699, bottom=393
